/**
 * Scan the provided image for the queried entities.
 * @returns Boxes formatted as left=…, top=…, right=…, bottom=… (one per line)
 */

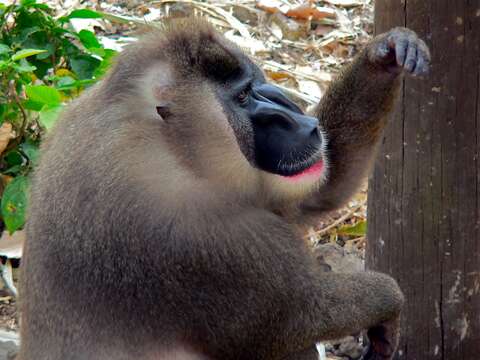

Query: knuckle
left=406, top=59, right=415, bottom=67
left=391, top=27, right=416, bottom=38
left=392, top=26, right=408, bottom=33
left=369, top=272, right=405, bottom=312
left=387, top=281, right=405, bottom=311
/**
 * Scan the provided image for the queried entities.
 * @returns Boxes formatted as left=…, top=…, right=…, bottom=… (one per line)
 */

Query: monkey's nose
left=252, top=84, right=303, bottom=114
left=295, top=114, right=320, bottom=139
left=249, top=85, right=319, bottom=136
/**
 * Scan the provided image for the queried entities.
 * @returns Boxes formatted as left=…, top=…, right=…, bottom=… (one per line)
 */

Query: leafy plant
left=337, top=220, right=367, bottom=237
left=0, top=0, right=117, bottom=233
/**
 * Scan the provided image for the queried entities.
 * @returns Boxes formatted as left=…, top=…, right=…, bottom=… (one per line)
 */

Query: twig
left=0, top=1, right=17, bottom=35
left=99, top=11, right=158, bottom=29
left=151, top=0, right=253, bottom=39
left=316, top=343, right=327, bottom=360
left=9, top=80, right=28, bottom=139
left=274, top=83, right=319, bottom=105
left=1, top=81, right=28, bottom=155
left=0, top=260, right=17, bottom=297
left=347, top=236, right=365, bottom=243
left=307, top=203, right=363, bottom=238
left=259, top=58, right=331, bottom=83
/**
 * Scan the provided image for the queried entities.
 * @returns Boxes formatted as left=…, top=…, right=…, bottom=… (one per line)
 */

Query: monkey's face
left=210, top=59, right=329, bottom=200
left=222, top=75, right=326, bottom=178
left=138, top=24, right=328, bottom=200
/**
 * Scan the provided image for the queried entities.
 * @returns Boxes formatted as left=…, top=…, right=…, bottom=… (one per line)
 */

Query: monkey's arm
left=299, top=28, right=430, bottom=216
left=280, top=271, right=404, bottom=360
left=177, top=208, right=403, bottom=360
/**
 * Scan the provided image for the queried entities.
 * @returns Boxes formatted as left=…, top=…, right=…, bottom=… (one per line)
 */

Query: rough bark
left=367, top=1, right=480, bottom=359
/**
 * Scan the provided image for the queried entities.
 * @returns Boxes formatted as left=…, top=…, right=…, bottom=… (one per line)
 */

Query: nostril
left=299, top=116, right=319, bottom=135
left=310, top=127, right=321, bottom=142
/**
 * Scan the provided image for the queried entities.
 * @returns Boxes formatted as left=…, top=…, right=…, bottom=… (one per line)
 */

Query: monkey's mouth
left=277, top=153, right=325, bottom=182
left=282, top=159, right=324, bottom=181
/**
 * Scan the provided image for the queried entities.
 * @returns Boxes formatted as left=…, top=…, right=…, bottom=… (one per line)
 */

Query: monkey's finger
left=418, top=40, right=431, bottom=63
left=403, top=40, right=418, bottom=73
left=360, top=344, right=374, bottom=360
left=413, top=56, right=429, bottom=77
left=414, top=41, right=431, bottom=76
left=390, top=35, right=408, bottom=66
left=376, top=40, right=391, bottom=61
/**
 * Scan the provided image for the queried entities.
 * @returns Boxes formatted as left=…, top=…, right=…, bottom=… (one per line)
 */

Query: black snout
left=246, top=84, right=322, bottom=176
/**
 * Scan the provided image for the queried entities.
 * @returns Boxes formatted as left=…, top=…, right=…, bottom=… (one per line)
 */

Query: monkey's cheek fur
left=280, top=158, right=325, bottom=183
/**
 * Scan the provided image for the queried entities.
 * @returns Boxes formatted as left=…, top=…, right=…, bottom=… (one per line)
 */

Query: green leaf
left=21, top=141, right=39, bottom=166
left=0, top=44, right=11, bottom=55
left=4, top=151, right=25, bottom=168
left=25, top=85, right=61, bottom=105
left=14, top=63, right=37, bottom=73
left=12, top=59, right=36, bottom=73
left=3, top=165, right=24, bottom=176
left=93, top=48, right=117, bottom=78
left=18, top=72, right=34, bottom=85
left=88, top=47, right=105, bottom=57
left=337, top=220, right=367, bottom=237
left=22, top=99, right=44, bottom=111
left=77, top=29, right=101, bottom=50
left=11, top=48, right=47, bottom=61
left=1, top=176, right=29, bottom=234
left=30, top=59, right=51, bottom=79
left=17, top=26, right=41, bottom=44
left=55, top=78, right=95, bottom=91
left=67, top=9, right=103, bottom=19
left=18, top=31, right=53, bottom=59
left=0, top=60, right=9, bottom=71
left=70, top=55, right=101, bottom=80
left=30, top=3, right=51, bottom=11
left=0, top=104, right=6, bottom=121
left=56, top=76, right=76, bottom=88
left=36, top=43, right=54, bottom=60
left=20, top=0, right=37, bottom=6
left=39, top=104, right=63, bottom=130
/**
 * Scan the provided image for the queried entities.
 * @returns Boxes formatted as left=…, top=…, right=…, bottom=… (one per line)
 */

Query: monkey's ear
left=156, top=106, right=171, bottom=119
left=152, top=83, right=174, bottom=121
left=143, top=63, right=176, bottom=121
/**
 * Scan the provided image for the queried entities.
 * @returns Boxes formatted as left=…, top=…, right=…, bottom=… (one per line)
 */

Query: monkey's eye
left=237, top=89, right=249, bottom=105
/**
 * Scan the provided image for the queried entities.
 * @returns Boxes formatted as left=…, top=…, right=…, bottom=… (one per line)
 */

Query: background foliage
left=0, top=0, right=116, bottom=233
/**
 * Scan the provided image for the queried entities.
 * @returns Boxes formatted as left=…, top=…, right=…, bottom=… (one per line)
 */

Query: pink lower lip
left=281, top=159, right=324, bottom=182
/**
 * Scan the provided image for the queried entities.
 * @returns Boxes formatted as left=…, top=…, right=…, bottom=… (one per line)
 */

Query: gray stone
left=0, top=340, right=17, bottom=360
left=313, top=243, right=364, bottom=273
left=334, top=336, right=363, bottom=359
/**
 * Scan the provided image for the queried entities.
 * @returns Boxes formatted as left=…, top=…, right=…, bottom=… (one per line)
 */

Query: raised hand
left=368, top=27, right=431, bottom=77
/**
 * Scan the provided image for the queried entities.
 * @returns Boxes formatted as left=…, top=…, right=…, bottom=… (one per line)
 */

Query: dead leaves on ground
left=257, top=1, right=336, bottom=21
left=306, top=189, right=368, bottom=254
left=0, top=123, right=15, bottom=158
left=45, top=0, right=372, bottom=108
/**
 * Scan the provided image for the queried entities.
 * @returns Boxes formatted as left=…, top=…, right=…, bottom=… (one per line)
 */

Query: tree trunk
left=367, top=1, right=480, bottom=359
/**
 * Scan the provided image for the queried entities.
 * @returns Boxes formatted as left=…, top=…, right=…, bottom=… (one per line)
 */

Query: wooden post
left=367, top=1, right=480, bottom=359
